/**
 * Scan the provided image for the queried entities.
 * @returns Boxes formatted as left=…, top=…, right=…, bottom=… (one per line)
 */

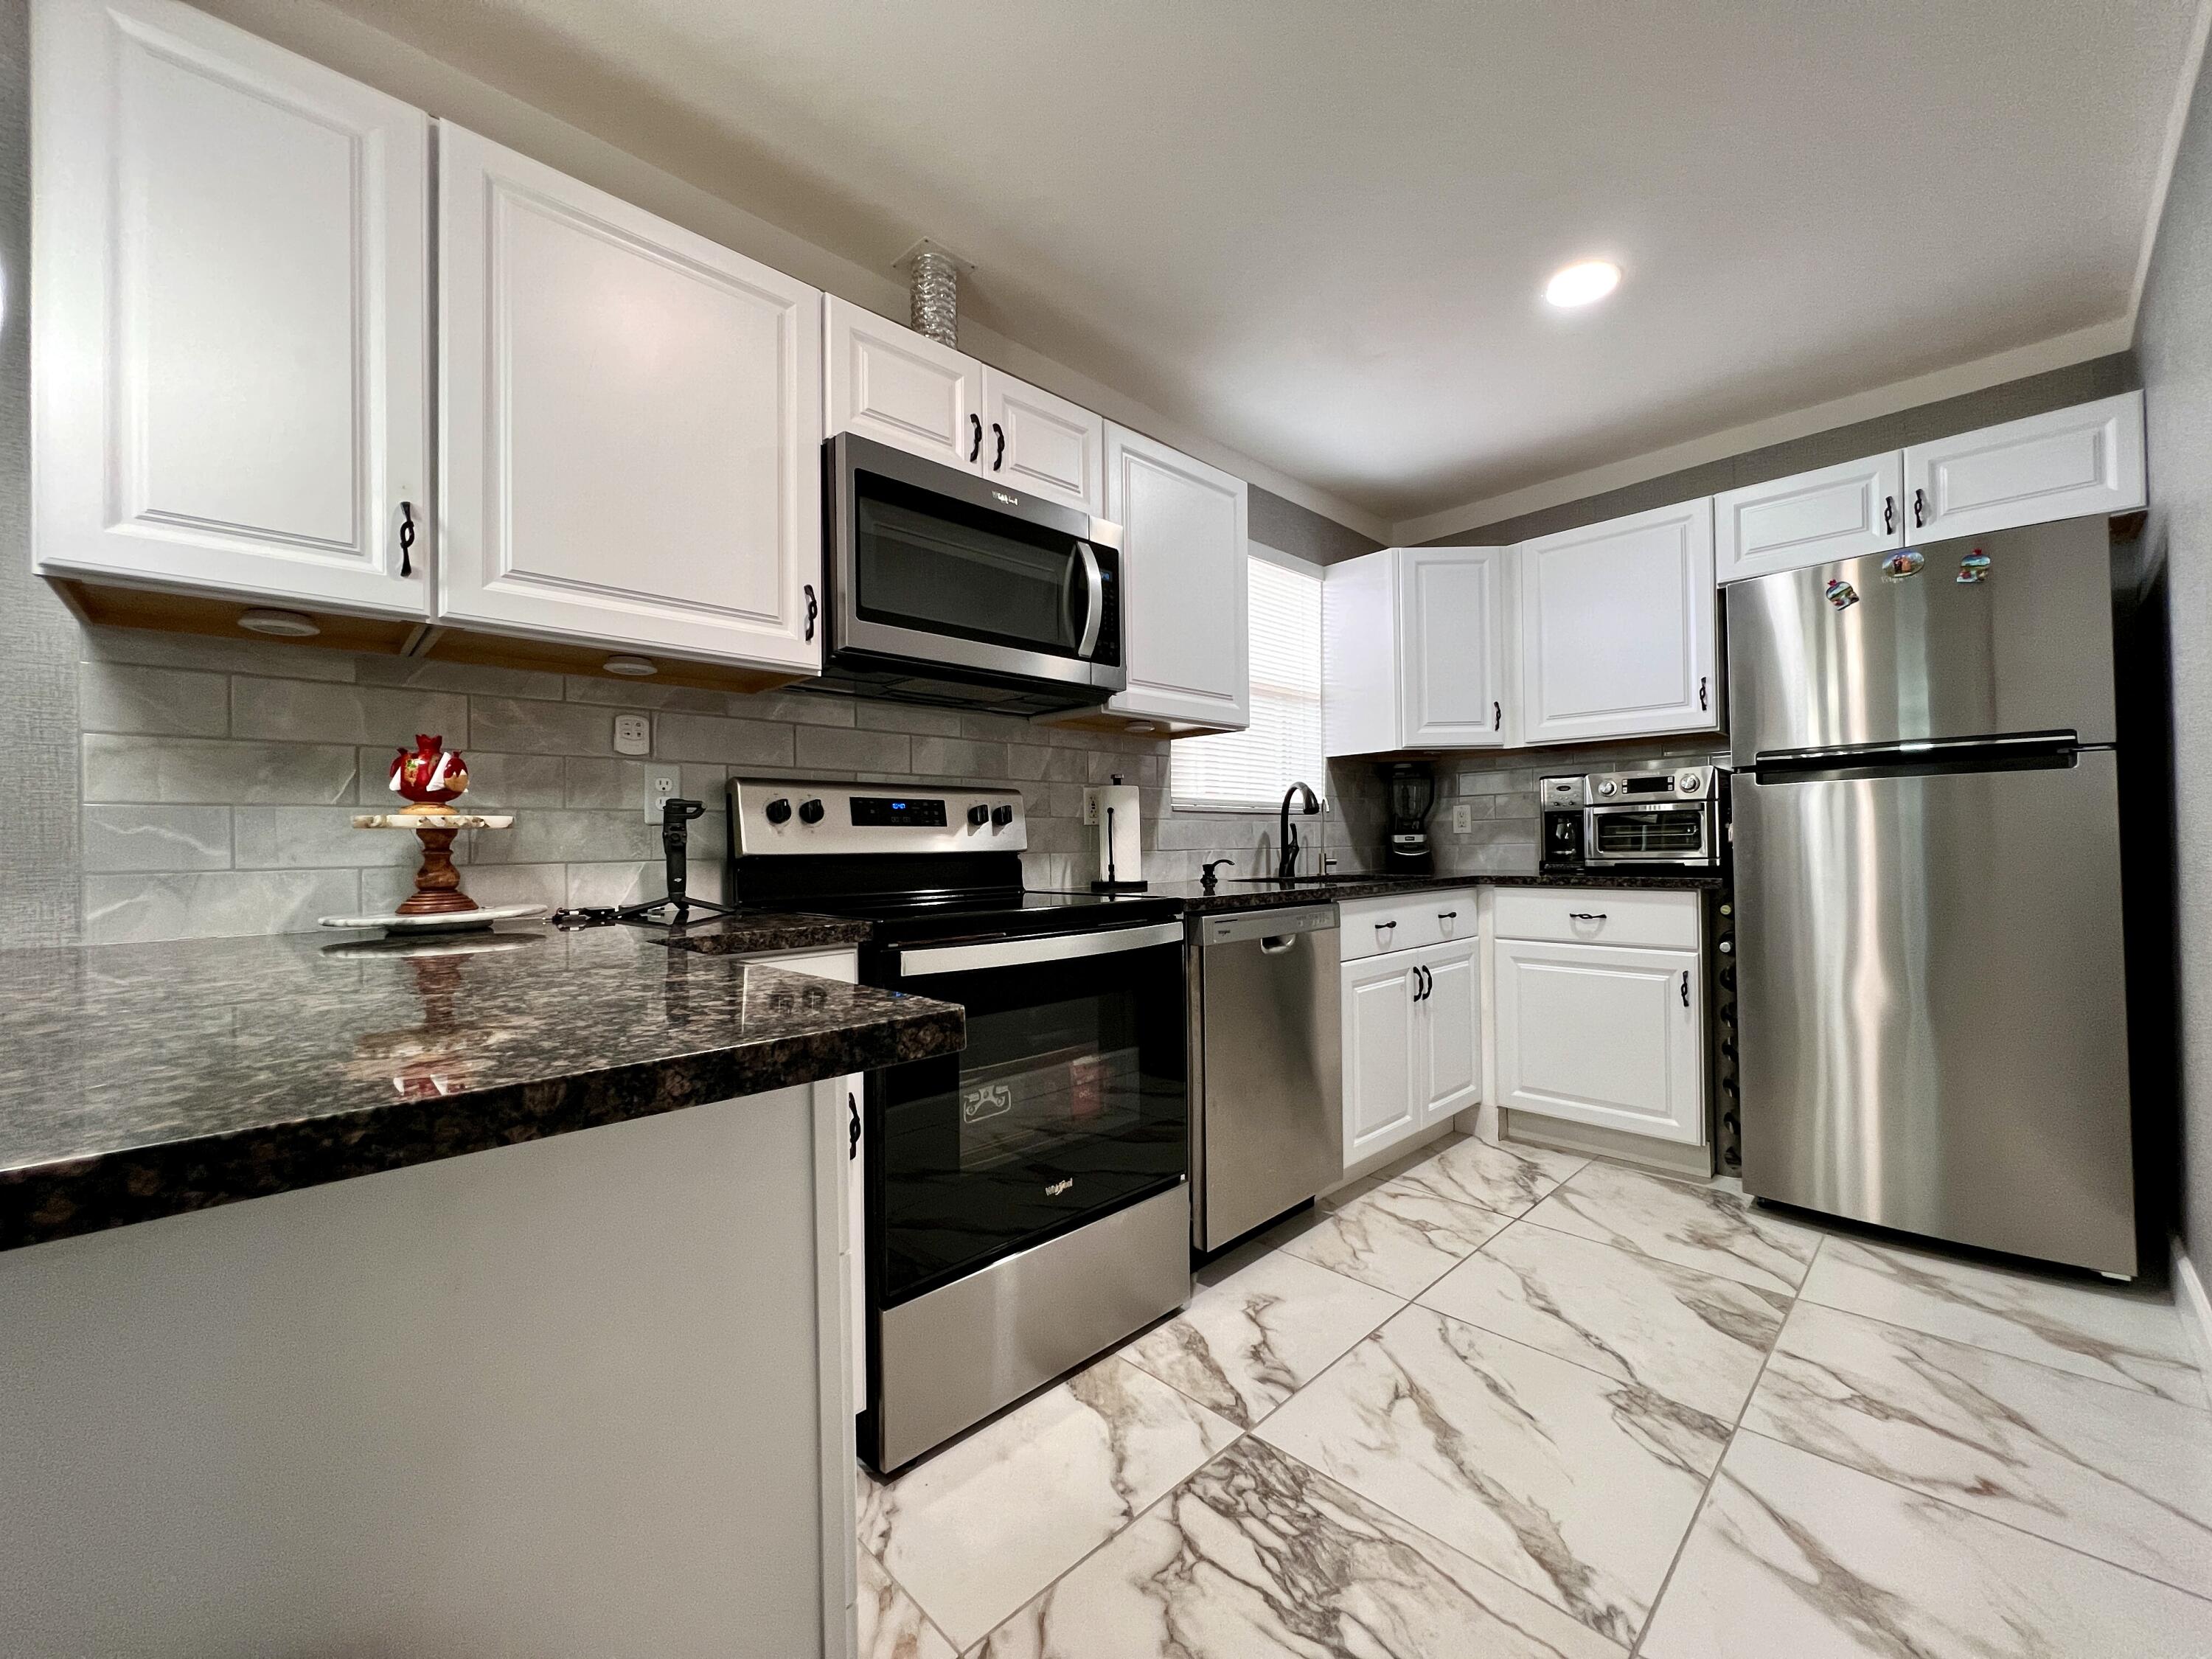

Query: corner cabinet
left=1516, top=498, right=1718, bottom=744
left=32, top=0, right=431, bottom=616
left=1102, top=426, right=1251, bottom=731
left=1324, top=546, right=1508, bottom=755
left=437, top=128, right=824, bottom=672
left=824, top=299, right=1102, bottom=514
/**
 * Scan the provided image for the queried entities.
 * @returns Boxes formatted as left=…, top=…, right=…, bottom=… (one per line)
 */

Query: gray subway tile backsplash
left=77, top=661, right=231, bottom=737
left=80, top=804, right=232, bottom=873
left=83, top=734, right=359, bottom=805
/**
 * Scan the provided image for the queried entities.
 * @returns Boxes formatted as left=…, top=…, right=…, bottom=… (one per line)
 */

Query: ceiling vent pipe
left=897, top=240, right=972, bottom=350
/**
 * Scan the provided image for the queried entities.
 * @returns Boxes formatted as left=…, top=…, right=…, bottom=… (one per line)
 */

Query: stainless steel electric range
left=726, top=778, right=1191, bottom=1472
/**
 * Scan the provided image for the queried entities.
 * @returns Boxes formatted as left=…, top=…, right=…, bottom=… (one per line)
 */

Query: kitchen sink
left=1225, top=874, right=1393, bottom=885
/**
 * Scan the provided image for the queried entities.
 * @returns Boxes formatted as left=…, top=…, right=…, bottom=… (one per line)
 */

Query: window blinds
left=1171, top=553, right=1326, bottom=811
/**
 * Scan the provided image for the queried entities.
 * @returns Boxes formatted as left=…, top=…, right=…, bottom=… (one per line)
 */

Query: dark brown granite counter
left=1162, top=869, right=1722, bottom=914
left=649, top=911, right=874, bottom=954
left=0, top=925, right=961, bottom=1253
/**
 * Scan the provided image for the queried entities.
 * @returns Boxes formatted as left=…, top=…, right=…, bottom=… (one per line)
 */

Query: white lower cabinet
left=439, top=127, right=824, bottom=669
left=1493, top=928, right=1704, bottom=1147
left=1340, top=929, right=1481, bottom=1168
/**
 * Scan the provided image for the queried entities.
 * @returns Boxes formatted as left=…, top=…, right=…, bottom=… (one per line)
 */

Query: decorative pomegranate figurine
left=389, top=734, right=469, bottom=812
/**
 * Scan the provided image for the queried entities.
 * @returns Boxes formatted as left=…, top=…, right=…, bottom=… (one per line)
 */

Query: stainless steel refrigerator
left=1726, top=515, right=2136, bottom=1276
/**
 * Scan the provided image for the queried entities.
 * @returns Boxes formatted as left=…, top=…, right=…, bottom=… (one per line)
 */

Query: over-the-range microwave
left=819, top=433, right=1127, bottom=714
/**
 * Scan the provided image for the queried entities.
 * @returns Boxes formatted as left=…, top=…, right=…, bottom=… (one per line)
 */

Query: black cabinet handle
left=1568, top=911, right=1606, bottom=921
left=1411, top=964, right=1431, bottom=1001
left=397, top=500, right=416, bottom=578
left=803, top=582, right=818, bottom=641
left=1882, top=494, right=1895, bottom=535
left=848, top=1093, right=860, bottom=1161
left=1493, top=700, right=1502, bottom=731
left=1913, top=487, right=1927, bottom=528
left=1681, top=970, right=1691, bottom=1008
left=1438, top=910, right=1458, bottom=922
left=1698, top=675, right=1708, bottom=712
left=969, top=412, right=982, bottom=463
left=992, top=422, right=1006, bottom=471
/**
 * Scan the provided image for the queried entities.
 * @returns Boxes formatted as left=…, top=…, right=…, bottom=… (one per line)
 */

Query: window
left=1172, top=548, right=1325, bottom=811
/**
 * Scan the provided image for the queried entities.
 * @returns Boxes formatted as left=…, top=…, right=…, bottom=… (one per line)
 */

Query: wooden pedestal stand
left=349, top=810, right=515, bottom=916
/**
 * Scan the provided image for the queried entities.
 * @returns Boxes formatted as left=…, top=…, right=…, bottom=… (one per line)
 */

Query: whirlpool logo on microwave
left=1045, top=1178, right=1075, bottom=1197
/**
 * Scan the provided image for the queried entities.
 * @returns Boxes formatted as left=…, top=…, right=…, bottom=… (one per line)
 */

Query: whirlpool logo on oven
left=961, top=1083, right=1013, bottom=1124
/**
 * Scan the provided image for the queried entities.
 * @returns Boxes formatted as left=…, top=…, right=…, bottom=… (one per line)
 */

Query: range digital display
left=850, top=796, right=949, bottom=827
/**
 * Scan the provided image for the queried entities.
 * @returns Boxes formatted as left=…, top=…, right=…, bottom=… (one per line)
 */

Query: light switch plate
left=613, top=714, right=650, bottom=756
left=1451, top=801, right=1472, bottom=834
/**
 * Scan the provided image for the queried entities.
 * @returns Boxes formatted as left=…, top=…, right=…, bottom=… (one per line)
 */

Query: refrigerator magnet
left=1956, top=552, right=1992, bottom=584
left=1823, top=577, right=1860, bottom=611
left=1880, top=550, right=1924, bottom=580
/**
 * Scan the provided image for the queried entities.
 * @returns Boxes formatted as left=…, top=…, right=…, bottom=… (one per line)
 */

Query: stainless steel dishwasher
left=1188, top=904, right=1343, bottom=1251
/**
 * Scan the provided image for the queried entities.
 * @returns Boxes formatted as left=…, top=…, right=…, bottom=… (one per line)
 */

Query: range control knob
left=798, top=798, right=826, bottom=825
left=764, top=797, right=792, bottom=825
left=967, top=805, right=990, bottom=827
left=990, top=804, right=1014, bottom=829
left=1598, top=780, right=1616, bottom=797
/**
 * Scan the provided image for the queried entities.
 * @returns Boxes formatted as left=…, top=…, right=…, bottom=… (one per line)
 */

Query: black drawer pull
left=1568, top=911, right=1607, bottom=922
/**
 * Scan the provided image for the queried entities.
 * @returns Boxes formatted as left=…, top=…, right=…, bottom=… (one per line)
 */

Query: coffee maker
left=1382, top=762, right=1436, bottom=875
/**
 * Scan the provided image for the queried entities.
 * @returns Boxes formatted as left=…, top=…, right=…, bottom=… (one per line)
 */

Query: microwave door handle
left=1074, top=540, right=1105, bottom=658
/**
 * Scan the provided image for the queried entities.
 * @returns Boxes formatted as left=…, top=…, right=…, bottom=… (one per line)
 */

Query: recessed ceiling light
left=602, top=655, right=657, bottom=677
left=237, top=608, right=319, bottom=637
left=1545, top=260, right=1621, bottom=309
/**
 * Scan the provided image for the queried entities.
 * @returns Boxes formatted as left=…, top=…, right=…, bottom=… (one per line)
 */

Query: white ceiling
left=327, top=0, right=2202, bottom=528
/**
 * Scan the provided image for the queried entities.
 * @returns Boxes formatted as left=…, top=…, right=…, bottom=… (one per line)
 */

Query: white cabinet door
left=1517, top=498, right=1717, bottom=744
left=32, top=0, right=430, bottom=616
left=1903, top=391, right=2146, bottom=543
left=982, top=369, right=1103, bottom=513
left=1323, top=550, right=1399, bottom=757
left=1342, top=955, right=1419, bottom=1164
left=439, top=128, right=822, bottom=669
left=824, top=296, right=984, bottom=473
left=1714, top=453, right=1905, bottom=585
left=1104, top=426, right=1251, bottom=730
left=1414, top=940, right=1481, bottom=1126
left=1493, top=937, right=1704, bottom=1144
left=1399, top=547, right=1509, bottom=746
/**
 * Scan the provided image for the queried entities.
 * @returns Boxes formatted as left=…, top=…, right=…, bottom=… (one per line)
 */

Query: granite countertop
left=1163, top=869, right=1723, bottom=914
left=648, top=911, right=874, bottom=954
left=0, top=924, right=961, bottom=1253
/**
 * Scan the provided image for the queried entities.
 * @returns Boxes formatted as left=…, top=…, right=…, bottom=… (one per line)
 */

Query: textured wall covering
left=0, top=0, right=83, bottom=948
left=2137, top=44, right=2212, bottom=1263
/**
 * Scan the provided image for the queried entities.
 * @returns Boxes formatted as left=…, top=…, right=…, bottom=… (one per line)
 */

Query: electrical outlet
left=646, top=773, right=679, bottom=821
left=1451, top=801, right=1472, bottom=834
left=613, top=714, right=650, bottom=756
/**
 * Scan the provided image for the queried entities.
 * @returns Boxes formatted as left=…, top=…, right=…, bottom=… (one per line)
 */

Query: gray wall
left=0, top=0, right=81, bottom=947
left=1250, top=484, right=1385, bottom=566
left=2137, top=43, right=2212, bottom=1265
left=1422, top=354, right=2141, bottom=548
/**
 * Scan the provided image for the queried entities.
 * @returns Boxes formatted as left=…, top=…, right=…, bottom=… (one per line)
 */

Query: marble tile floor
left=857, top=1132, right=2212, bottom=1658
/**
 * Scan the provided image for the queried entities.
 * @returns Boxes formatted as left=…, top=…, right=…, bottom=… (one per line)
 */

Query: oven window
left=855, top=470, right=1088, bottom=658
left=874, top=941, right=1186, bottom=1307
left=1591, top=807, right=1705, bottom=858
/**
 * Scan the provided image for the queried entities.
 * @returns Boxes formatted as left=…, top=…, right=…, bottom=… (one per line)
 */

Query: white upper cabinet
left=1103, top=425, right=1251, bottom=730
left=824, top=296, right=984, bottom=474
left=1517, top=498, right=1718, bottom=745
left=823, top=301, right=1103, bottom=513
left=1714, top=452, right=1905, bottom=585
left=1323, top=546, right=1506, bottom=755
left=438, top=128, right=823, bottom=670
left=1904, top=391, right=2146, bottom=543
left=32, top=0, right=430, bottom=616
left=981, top=370, right=1104, bottom=514
left=1401, top=548, right=1509, bottom=748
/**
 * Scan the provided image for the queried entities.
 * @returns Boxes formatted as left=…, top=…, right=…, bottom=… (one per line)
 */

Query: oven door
left=828, top=433, right=1124, bottom=693
left=1584, top=801, right=1716, bottom=866
left=870, top=921, right=1186, bottom=1311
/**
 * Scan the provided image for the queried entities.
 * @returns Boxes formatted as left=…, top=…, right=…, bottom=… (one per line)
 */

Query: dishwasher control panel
left=1196, top=905, right=1338, bottom=947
